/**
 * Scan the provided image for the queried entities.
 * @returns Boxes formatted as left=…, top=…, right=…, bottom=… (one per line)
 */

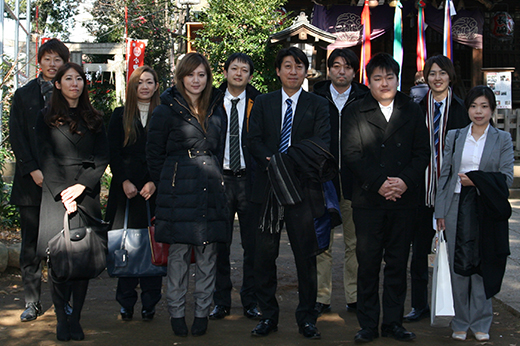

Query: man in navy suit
left=247, top=47, right=330, bottom=339
left=209, top=53, right=262, bottom=321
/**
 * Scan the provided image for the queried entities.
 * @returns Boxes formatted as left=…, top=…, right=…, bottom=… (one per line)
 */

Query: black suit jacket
left=342, top=91, right=430, bottom=209
left=219, top=82, right=262, bottom=200
left=9, top=79, right=45, bottom=206
left=313, top=80, right=369, bottom=200
left=247, top=89, right=331, bottom=204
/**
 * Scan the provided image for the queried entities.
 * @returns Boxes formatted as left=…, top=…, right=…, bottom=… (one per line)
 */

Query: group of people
left=9, top=37, right=513, bottom=344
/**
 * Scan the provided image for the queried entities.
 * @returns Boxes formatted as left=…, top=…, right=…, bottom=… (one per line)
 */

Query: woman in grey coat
left=435, top=86, right=514, bottom=342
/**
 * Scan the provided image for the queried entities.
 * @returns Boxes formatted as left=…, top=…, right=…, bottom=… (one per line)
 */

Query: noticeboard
left=483, top=68, right=514, bottom=109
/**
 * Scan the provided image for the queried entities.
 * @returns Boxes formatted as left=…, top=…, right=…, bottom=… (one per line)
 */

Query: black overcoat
left=146, top=86, right=228, bottom=245
left=342, top=91, right=430, bottom=209
left=8, top=79, right=44, bottom=206
left=35, top=111, right=109, bottom=257
left=105, top=107, right=155, bottom=229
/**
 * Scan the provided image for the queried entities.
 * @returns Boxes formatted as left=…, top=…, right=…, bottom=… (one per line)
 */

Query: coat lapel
left=452, top=125, right=471, bottom=179
left=57, top=123, right=84, bottom=145
left=383, top=93, right=411, bottom=142
left=292, top=90, right=310, bottom=135
left=271, top=90, right=283, bottom=139
left=479, top=126, right=499, bottom=171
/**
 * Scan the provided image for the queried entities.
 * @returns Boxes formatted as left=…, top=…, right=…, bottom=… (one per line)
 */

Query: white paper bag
left=430, top=230, right=455, bottom=327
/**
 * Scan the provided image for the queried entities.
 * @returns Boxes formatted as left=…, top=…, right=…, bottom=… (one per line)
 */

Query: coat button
left=397, top=161, right=401, bottom=166
left=396, top=143, right=401, bottom=147
left=202, top=215, right=205, bottom=218
left=203, top=162, right=206, bottom=165
left=203, top=188, right=207, bottom=191
left=380, top=163, right=385, bottom=167
left=381, top=144, right=385, bottom=148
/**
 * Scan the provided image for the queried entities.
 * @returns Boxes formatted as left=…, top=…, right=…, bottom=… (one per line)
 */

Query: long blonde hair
left=123, top=66, right=160, bottom=146
left=174, top=53, right=213, bottom=131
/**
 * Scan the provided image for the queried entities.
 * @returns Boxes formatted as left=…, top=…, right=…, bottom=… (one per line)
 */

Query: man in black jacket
left=247, top=47, right=330, bottom=339
left=342, top=53, right=430, bottom=343
left=313, top=48, right=368, bottom=316
left=209, top=53, right=262, bottom=321
left=9, top=38, right=69, bottom=322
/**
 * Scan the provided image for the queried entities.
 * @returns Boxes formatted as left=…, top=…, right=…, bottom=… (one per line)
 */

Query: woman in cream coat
left=435, top=86, right=514, bottom=342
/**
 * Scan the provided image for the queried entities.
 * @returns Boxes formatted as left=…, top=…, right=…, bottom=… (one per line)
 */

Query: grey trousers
left=444, top=194, right=493, bottom=333
left=166, top=243, right=217, bottom=318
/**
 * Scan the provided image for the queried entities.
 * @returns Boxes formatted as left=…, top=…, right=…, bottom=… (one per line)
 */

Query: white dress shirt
left=456, top=124, right=489, bottom=193
left=330, top=84, right=351, bottom=112
left=379, top=101, right=394, bottom=122
left=223, top=89, right=246, bottom=170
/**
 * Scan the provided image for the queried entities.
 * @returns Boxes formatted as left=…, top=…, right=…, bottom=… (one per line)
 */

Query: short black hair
left=224, top=53, right=254, bottom=75
left=327, top=48, right=359, bottom=72
left=366, top=53, right=400, bottom=81
left=465, top=85, right=497, bottom=114
left=38, top=38, right=70, bottom=64
left=424, top=55, right=456, bottom=86
left=275, top=47, right=309, bottom=71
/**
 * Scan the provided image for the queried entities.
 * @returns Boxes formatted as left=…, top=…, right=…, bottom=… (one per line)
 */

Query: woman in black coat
left=147, top=53, right=228, bottom=337
left=106, top=66, right=162, bottom=322
left=36, top=62, right=109, bottom=341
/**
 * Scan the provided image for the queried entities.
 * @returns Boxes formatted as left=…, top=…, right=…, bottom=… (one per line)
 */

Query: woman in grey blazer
left=435, top=86, right=514, bottom=341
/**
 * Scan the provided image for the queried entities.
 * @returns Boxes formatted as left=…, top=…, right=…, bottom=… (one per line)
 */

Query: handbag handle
left=119, top=198, right=152, bottom=251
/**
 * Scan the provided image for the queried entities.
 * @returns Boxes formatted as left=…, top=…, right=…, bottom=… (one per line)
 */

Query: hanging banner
left=416, top=0, right=427, bottom=72
left=360, top=0, right=371, bottom=85
left=126, top=39, right=146, bottom=81
left=443, top=0, right=455, bottom=60
left=393, top=0, right=403, bottom=90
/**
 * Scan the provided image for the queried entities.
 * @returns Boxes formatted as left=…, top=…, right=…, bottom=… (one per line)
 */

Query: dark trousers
left=116, top=276, right=163, bottom=311
left=253, top=198, right=319, bottom=326
left=354, top=208, right=416, bottom=331
left=19, top=206, right=42, bottom=304
left=49, top=271, right=89, bottom=325
left=410, top=205, right=435, bottom=310
left=214, top=174, right=257, bottom=309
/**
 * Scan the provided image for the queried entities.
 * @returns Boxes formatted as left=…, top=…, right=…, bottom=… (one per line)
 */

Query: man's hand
left=140, top=181, right=156, bottom=200
left=123, top=180, right=138, bottom=199
left=436, top=218, right=445, bottom=231
left=378, top=177, right=407, bottom=201
left=30, top=169, right=44, bottom=187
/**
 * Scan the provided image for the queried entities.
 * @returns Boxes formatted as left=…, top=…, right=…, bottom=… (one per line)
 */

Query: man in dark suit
left=247, top=47, right=330, bottom=339
left=313, top=48, right=368, bottom=316
left=9, top=38, right=70, bottom=322
left=342, top=53, right=430, bottom=343
left=209, top=53, right=262, bottom=321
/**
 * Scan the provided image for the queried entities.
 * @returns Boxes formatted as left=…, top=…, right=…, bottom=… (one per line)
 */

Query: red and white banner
left=126, top=39, right=146, bottom=81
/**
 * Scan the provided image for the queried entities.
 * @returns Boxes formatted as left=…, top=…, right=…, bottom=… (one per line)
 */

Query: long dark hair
left=123, top=66, right=160, bottom=146
left=174, top=53, right=213, bottom=131
left=45, top=62, right=103, bottom=134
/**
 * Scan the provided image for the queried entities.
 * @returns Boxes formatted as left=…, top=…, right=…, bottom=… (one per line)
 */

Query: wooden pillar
left=472, top=48, right=483, bottom=87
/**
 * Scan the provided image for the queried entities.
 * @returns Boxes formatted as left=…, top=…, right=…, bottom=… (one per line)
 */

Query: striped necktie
left=434, top=101, right=443, bottom=159
left=279, top=99, right=293, bottom=153
left=229, top=98, right=241, bottom=172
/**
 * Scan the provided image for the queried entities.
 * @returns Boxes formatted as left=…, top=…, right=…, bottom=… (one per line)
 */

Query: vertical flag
left=416, top=0, right=427, bottom=71
left=360, top=0, right=371, bottom=85
left=393, top=0, right=403, bottom=90
left=443, top=0, right=456, bottom=60
left=126, top=39, right=146, bottom=82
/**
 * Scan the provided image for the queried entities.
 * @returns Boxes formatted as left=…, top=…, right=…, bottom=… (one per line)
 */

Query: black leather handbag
left=47, top=206, right=109, bottom=283
left=106, top=200, right=167, bottom=277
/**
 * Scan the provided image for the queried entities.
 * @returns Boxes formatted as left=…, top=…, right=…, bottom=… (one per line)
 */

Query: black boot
left=170, top=317, right=188, bottom=337
left=191, top=317, right=208, bottom=336
left=69, top=280, right=88, bottom=341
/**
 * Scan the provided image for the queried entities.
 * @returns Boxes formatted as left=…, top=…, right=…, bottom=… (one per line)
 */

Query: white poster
left=486, top=71, right=512, bottom=109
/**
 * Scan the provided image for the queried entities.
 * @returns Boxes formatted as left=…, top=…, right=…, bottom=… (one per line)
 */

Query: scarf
left=425, top=87, right=452, bottom=207
left=37, top=73, right=54, bottom=105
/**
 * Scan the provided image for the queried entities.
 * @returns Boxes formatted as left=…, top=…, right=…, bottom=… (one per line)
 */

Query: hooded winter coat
left=146, top=86, right=228, bottom=245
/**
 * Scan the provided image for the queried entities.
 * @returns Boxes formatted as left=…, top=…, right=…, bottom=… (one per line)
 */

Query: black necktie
left=229, top=98, right=241, bottom=172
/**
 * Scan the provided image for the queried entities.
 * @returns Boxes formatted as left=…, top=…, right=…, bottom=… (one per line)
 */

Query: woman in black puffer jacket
left=147, top=53, right=228, bottom=337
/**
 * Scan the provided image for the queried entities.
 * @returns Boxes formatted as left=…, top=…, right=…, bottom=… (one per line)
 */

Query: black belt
left=223, top=169, right=247, bottom=177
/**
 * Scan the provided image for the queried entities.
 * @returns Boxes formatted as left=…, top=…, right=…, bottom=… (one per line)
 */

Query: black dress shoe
left=346, top=302, right=357, bottom=313
left=403, top=307, right=430, bottom=322
left=354, top=328, right=379, bottom=343
left=381, top=324, right=416, bottom=341
left=244, top=306, right=262, bottom=320
left=314, top=302, right=331, bottom=316
left=20, top=302, right=43, bottom=322
left=120, top=307, right=133, bottom=321
left=191, top=317, right=208, bottom=336
left=170, top=317, right=188, bottom=337
left=299, top=322, right=321, bottom=339
left=69, top=318, right=85, bottom=341
left=142, top=309, right=155, bottom=321
left=56, top=319, right=71, bottom=341
left=251, top=319, right=278, bottom=337
left=209, top=305, right=230, bottom=320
